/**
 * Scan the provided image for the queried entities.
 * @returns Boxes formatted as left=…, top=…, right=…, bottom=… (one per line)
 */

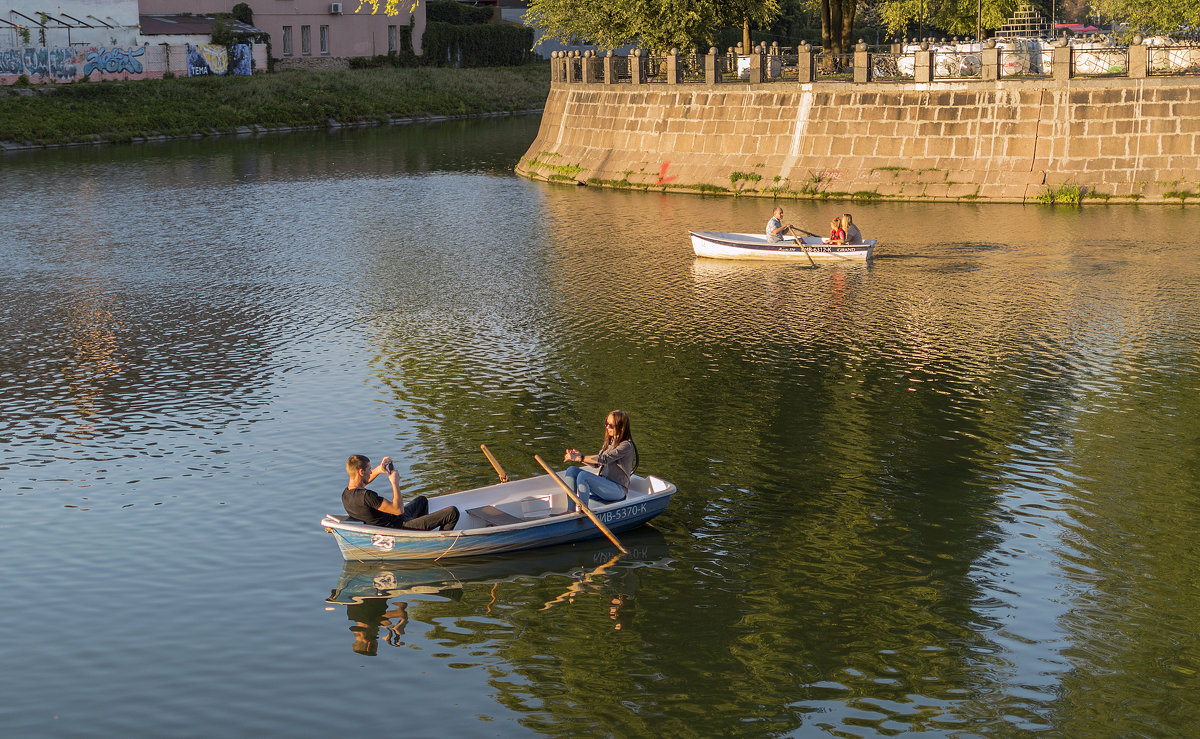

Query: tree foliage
left=1093, top=0, right=1200, bottom=34
left=525, top=0, right=781, bottom=52
left=871, top=0, right=1024, bottom=40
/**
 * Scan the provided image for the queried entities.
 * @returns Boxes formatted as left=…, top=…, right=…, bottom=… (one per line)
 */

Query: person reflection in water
left=347, top=598, right=409, bottom=656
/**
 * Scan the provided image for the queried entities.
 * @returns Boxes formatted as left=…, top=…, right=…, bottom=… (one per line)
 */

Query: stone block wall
left=517, top=78, right=1200, bottom=203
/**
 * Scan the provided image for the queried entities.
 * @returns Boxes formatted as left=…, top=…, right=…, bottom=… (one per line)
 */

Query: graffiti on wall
left=187, top=44, right=251, bottom=77
left=0, top=46, right=148, bottom=83
left=188, top=44, right=228, bottom=76
left=83, top=47, right=145, bottom=77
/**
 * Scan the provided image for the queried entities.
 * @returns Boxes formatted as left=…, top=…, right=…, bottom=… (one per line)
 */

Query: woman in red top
left=828, top=216, right=846, bottom=245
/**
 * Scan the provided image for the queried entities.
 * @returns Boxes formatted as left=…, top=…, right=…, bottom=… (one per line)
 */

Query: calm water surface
left=2, top=116, right=1199, bottom=737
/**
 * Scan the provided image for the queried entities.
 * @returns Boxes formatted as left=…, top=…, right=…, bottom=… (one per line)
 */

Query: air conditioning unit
left=329, top=2, right=343, bottom=14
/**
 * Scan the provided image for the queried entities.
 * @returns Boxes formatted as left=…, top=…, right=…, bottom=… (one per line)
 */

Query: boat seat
left=466, top=505, right=524, bottom=527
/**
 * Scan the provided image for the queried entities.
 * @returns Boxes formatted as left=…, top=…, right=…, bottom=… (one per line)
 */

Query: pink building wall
left=138, top=0, right=425, bottom=59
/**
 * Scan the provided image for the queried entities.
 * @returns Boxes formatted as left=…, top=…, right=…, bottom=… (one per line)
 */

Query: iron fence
left=871, top=51, right=915, bottom=82
left=1148, top=45, right=1200, bottom=75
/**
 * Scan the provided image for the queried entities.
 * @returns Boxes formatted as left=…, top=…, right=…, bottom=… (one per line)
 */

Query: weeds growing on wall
left=1035, top=183, right=1087, bottom=205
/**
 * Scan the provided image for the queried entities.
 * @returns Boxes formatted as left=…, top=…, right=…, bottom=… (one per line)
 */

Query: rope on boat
left=433, top=530, right=464, bottom=562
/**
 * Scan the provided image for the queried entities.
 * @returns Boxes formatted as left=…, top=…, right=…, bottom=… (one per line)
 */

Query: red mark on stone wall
left=655, top=162, right=677, bottom=185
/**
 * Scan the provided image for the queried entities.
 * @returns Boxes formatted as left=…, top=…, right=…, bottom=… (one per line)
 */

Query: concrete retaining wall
left=517, top=78, right=1200, bottom=203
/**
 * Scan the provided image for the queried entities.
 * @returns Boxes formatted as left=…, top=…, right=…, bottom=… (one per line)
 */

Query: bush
left=426, top=0, right=492, bottom=25
left=231, top=2, right=253, bottom=24
left=422, top=22, right=536, bottom=67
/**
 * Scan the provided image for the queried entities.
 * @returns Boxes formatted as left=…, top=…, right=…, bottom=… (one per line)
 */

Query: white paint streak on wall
left=780, top=89, right=814, bottom=179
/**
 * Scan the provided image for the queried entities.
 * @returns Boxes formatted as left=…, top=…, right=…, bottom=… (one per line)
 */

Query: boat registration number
left=599, top=502, right=648, bottom=524
left=371, top=534, right=395, bottom=551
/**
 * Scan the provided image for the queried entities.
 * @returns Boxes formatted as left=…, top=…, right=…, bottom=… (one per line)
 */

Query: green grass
left=0, top=63, right=550, bottom=146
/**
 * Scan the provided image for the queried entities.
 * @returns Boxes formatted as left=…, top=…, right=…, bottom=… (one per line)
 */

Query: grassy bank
left=0, top=63, right=549, bottom=147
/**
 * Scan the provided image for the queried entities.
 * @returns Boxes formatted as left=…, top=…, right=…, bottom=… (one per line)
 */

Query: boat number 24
left=599, top=502, right=648, bottom=524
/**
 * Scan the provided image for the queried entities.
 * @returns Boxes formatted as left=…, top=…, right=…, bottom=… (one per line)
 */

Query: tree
left=872, top=0, right=1024, bottom=41
left=817, top=0, right=858, bottom=55
left=1093, top=0, right=1200, bottom=34
left=525, top=0, right=781, bottom=53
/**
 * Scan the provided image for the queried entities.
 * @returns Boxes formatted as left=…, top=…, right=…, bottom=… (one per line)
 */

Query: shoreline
left=0, top=108, right=544, bottom=153
left=0, top=64, right=550, bottom=152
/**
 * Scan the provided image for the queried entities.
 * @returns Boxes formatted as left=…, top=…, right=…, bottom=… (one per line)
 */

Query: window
left=320, top=25, right=329, bottom=55
left=282, top=26, right=292, bottom=56
left=301, top=25, right=311, bottom=55
left=388, top=25, right=396, bottom=54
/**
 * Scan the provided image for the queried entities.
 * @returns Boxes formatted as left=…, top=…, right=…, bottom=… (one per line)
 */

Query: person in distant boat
left=841, top=213, right=863, bottom=244
left=562, top=409, right=639, bottom=508
left=827, top=216, right=846, bottom=245
left=766, top=206, right=793, bottom=244
left=341, top=454, right=460, bottom=531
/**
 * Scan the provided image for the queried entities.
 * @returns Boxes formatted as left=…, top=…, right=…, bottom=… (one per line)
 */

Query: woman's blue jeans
left=562, top=467, right=625, bottom=510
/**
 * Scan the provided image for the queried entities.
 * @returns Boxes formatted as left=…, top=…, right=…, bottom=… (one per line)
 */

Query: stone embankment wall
left=518, top=77, right=1200, bottom=203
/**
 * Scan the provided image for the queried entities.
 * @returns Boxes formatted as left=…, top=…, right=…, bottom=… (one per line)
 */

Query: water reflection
left=4, top=115, right=1200, bottom=735
left=327, top=531, right=672, bottom=655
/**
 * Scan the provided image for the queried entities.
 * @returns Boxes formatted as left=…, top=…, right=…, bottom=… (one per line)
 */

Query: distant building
left=136, top=0, right=426, bottom=65
left=2, top=0, right=141, bottom=48
left=496, top=0, right=629, bottom=59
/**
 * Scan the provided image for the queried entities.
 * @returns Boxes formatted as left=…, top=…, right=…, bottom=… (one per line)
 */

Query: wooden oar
left=788, top=226, right=818, bottom=267
left=534, top=454, right=628, bottom=554
left=480, top=444, right=508, bottom=483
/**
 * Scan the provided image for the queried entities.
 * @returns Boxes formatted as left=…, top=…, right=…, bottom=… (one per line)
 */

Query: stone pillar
left=914, top=45, right=933, bottom=83
left=1129, top=36, right=1147, bottom=78
left=631, top=49, right=643, bottom=85
left=748, top=45, right=764, bottom=84
left=666, top=48, right=679, bottom=84
left=797, top=41, right=814, bottom=82
left=583, top=51, right=600, bottom=84
left=981, top=40, right=999, bottom=81
left=551, top=51, right=562, bottom=83
left=1052, top=40, right=1072, bottom=81
left=603, top=51, right=615, bottom=84
left=705, top=47, right=721, bottom=84
left=853, top=40, right=870, bottom=83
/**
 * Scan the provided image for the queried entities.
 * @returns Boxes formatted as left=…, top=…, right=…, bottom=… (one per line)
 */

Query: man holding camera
left=341, top=454, right=460, bottom=530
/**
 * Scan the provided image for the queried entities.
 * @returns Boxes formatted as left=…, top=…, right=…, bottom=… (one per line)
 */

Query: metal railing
left=1148, top=45, right=1200, bottom=75
left=612, top=55, right=632, bottom=83
left=548, top=40, right=1200, bottom=85
left=814, top=52, right=853, bottom=81
left=1074, top=46, right=1129, bottom=77
left=872, top=51, right=915, bottom=82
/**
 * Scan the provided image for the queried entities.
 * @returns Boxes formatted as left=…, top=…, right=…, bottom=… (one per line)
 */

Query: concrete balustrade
left=553, top=38, right=1172, bottom=85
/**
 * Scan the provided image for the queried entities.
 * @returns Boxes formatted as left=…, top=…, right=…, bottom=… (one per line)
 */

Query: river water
left=2, top=115, right=1199, bottom=737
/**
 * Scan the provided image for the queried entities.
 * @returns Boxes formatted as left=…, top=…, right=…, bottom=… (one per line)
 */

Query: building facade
left=137, top=0, right=425, bottom=62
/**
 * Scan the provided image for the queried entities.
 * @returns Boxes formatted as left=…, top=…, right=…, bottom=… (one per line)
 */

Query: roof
left=139, top=14, right=265, bottom=37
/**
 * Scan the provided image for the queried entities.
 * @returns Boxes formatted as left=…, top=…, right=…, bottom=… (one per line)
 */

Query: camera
left=383, top=461, right=394, bottom=472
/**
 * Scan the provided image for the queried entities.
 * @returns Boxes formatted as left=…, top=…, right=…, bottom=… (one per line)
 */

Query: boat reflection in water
left=327, top=528, right=673, bottom=655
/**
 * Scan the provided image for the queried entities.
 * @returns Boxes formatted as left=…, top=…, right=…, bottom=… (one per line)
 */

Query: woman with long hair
left=562, top=409, right=639, bottom=506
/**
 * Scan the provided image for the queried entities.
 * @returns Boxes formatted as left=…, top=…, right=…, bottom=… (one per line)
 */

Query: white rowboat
left=690, top=231, right=875, bottom=261
left=322, top=471, right=676, bottom=561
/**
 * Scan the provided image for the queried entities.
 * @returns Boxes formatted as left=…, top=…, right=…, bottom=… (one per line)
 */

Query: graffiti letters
left=83, top=47, right=145, bottom=77
left=2, top=46, right=148, bottom=84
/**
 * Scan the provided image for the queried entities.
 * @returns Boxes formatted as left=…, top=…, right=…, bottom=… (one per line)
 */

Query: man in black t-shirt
left=341, top=454, right=459, bottom=531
